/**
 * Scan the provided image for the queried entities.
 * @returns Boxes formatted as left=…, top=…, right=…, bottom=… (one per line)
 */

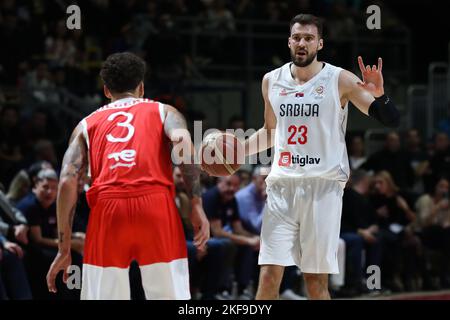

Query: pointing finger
left=378, top=57, right=383, bottom=71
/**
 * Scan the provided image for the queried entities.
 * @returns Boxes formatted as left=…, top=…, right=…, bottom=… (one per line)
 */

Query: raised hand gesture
left=357, top=56, right=385, bottom=98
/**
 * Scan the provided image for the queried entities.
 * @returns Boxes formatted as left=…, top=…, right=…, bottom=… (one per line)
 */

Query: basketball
left=199, top=131, right=243, bottom=176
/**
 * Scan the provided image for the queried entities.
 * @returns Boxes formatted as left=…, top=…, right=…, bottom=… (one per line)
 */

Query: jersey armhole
left=158, top=103, right=165, bottom=124
left=81, top=119, right=90, bottom=150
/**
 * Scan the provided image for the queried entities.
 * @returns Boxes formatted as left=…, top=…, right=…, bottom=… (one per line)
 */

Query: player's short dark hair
left=289, top=14, right=323, bottom=38
left=100, top=52, right=146, bottom=94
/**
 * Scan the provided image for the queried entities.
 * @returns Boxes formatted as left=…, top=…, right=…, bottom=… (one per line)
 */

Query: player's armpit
left=339, top=69, right=375, bottom=115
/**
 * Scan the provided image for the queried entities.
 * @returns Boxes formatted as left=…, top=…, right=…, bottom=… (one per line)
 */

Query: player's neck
left=110, top=92, right=140, bottom=102
left=290, top=60, right=324, bottom=83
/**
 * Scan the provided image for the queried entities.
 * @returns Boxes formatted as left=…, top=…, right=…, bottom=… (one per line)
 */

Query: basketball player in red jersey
left=46, top=52, right=209, bottom=300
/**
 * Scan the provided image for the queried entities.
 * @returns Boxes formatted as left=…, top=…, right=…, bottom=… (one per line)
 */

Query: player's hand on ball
left=357, top=56, right=384, bottom=98
left=47, top=251, right=72, bottom=293
left=190, top=199, right=210, bottom=251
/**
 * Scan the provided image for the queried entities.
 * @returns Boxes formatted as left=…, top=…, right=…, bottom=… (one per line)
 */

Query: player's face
left=288, top=23, right=323, bottom=67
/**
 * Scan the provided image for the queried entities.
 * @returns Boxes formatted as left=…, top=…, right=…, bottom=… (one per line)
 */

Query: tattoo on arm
left=180, top=164, right=202, bottom=199
left=163, top=105, right=202, bottom=199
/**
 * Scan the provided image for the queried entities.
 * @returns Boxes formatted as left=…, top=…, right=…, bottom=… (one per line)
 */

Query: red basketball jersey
left=81, top=98, right=174, bottom=204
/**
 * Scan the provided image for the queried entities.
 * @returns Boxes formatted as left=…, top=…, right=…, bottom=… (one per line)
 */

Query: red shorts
left=81, top=186, right=190, bottom=299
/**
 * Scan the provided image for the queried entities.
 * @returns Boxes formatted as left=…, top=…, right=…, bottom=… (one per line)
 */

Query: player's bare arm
left=47, top=123, right=88, bottom=293
left=340, top=56, right=400, bottom=127
left=244, top=74, right=277, bottom=156
left=163, top=104, right=210, bottom=250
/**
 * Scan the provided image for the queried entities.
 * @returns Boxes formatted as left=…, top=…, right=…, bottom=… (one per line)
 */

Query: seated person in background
left=236, top=165, right=305, bottom=300
left=362, top=132, right=415, bottom=190
left=348, top=135, right=367, bottom=170
left=370, top=170, right=421, bottom=292
left=173, top=166, right=226, bottom=300
left=6, top=170, right=31, bottom=206
left=415, top=176, right=450, bottom=288
left=0, top=233, right=32, bottom=300
left=203, top=174, right=259, bottom=299
left=16, top=168, right=84, bottom=299
left=340, top=170, right=382, bottom=296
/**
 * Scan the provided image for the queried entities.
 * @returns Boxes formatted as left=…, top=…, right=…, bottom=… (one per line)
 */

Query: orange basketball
left=200, top=131, right=243, bottom=177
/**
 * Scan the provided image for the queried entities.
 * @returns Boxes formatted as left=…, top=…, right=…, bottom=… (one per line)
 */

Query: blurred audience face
left=32, top=111, right=48, bottom=133
left=373, top=171, right=398, bottom=196
left=435, top=178, right=449, bottom=198
left=173, top=166, right=185, bottom=192
left=353, top=175, right=371, bottom=195
left=252, top=166, right=270, bottom=199
left=217, top=174, right=240, bottom=203
left=374, top=176, right=388, bottom=194
left=238, top=170, right=251, bottom=187
left=406, top=129, right=421, bottom=150
left=35, top=140, right=58, bottom=165
left=33, top=177, right=58, bottom=209
left=350, top=136, right=364, bottom=156
left=1, top=107, right=19, bottom=129
left=435, top=133, right=449, bottom=152
left=386, top=132, right=400, bottom=152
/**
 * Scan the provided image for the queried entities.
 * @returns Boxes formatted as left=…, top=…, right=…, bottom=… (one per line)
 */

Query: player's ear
left=138, top=82, right=144, bottom=98
left=318, top=38, right=324, bottom=51
left=104, top=85, right=112, bottom=99
left=288, top=37, right=291, bottom=49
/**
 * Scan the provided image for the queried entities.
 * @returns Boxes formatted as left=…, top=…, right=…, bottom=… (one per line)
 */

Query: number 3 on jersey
left=287, top=125, right=308, bottom=145
left=106, top=111, right=137, bottom=170
left=106, top=111, right=135, bottom=142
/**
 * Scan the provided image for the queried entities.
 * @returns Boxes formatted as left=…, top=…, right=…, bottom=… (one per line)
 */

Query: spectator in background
left=236, top=165, right=305, bottom=300
left=27, top=160, right=53, bottom=189
left=340, top=170, right=382, bottom=296
left=6, top=170, right=30, bottom=206
left=425, top=132, right=450, bottom=193
left=32, top=140, right=58, bottom=170
left=203, top=174, right=259, bottom=299
left=0, top=233, right=32, bottom=299
left=1, top=189, right=29, bottom=247
left=348, top=135, right=366, bottom=170
left=415, top=176, right=450, bottom=288
left=16, top=169, right=83, bottom=299
left=0, top=182, right=32, bottom=300
left=370, top=170, right=421, bottom=292
left=22, top=109, right=61, bottom=154
left=0, top=105, right=24, bottom=188
left=173, top=166, right=227, bottom=300
left=23, top=61, right=60, bottom=105
left=404, top=129, right=429, bottom=195
left=362, top=131, right=415, bottom=190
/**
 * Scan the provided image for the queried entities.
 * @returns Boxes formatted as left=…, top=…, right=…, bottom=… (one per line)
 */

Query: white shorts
left=258, top=177, right=344, bottom=274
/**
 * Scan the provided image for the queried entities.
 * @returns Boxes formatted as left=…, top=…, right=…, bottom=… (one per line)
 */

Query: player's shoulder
left=264, top=62, right=290, bottom=81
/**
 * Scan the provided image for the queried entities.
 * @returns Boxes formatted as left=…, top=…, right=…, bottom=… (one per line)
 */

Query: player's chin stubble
left=291, top=51, right=317, bottom=67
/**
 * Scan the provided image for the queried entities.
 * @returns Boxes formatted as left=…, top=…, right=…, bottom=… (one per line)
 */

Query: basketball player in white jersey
left=244, top=14, right=400, bottom=300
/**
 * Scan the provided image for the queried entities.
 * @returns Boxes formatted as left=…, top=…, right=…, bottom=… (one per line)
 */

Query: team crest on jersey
left=312, top=85, right=325, bottom=100
left=278, top=152, right=292, bottom=167
left=279, top=88, right=288, bottom=96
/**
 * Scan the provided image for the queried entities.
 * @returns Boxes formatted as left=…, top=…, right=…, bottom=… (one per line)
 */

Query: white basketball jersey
left=267, top=62, right=350, bottom=183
